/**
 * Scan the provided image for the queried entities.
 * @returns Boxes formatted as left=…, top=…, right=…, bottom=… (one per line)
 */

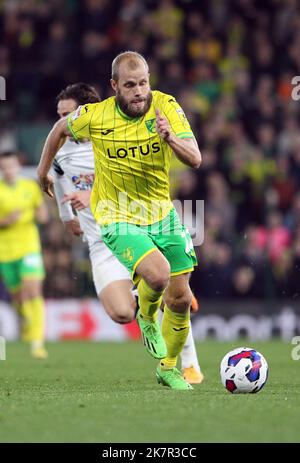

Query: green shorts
left=0, top=252, right=45, bottom=292
left=101, top=208, right=197, bottom=283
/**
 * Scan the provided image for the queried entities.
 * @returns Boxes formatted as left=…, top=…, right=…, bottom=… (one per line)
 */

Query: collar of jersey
left=116, top=103, right=141, bottom=122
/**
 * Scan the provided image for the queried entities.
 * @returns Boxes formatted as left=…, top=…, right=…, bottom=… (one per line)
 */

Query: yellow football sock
left=20, top=299, right=34, bottom=342
left=20, top=297, right=45, bottom=343
left=30, top=296, right=45, bottom=343
left=160, top=305, right=190, bottom=370
left=138, top=279, right=163, bottom=322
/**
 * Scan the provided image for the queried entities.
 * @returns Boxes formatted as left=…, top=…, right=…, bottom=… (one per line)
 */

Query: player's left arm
left=33, top=182, right=49, bottom=224
left=156, top=99, right=202, bottom=169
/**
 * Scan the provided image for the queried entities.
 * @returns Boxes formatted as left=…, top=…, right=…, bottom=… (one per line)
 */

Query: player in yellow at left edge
left=0, top=151, right=48, bottom=359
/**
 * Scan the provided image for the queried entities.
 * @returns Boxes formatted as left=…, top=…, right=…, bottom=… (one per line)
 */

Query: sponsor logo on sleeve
left=72, top=105, right=84, bottom=120
left=176, top=107, right=187, bottom=119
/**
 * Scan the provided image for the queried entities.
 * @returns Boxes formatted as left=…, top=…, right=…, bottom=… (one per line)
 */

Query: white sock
left=180, top=320, right=201, bottom=371
left=157, top=308, right=163, bottom=324
left=158, top=310, right=201, bottom=371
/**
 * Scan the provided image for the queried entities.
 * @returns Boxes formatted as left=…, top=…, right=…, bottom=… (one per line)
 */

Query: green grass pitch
left=0, top=340, right=299, bottom=442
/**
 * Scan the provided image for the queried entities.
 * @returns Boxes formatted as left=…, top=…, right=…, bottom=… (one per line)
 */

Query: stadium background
left=1, top=0, right=300, bottom=341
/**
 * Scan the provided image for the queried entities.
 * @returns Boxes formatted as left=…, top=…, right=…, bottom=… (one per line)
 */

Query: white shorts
left=89, top=241, right=131, bottom=295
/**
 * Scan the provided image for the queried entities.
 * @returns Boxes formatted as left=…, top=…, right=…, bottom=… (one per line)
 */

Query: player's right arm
left=37, top=117, right=69, bottom=197
left=37, top=103, right=97, bottom=196
left=52, top=164, right=83, bottom=237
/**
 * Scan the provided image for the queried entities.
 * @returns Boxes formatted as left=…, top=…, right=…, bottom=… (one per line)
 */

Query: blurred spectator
left=205, top=172, right=236, bottom=239
left=252, top=211, right=291, bottom=264
left=278, top=116, right=300, bottom=155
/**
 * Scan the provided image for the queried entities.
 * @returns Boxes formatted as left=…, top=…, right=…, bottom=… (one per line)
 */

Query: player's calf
left=159, top=274, right=192, bottom=372
left=18, top=279, right=47, bottom=359
left=134, top=252, right=170, bottom=359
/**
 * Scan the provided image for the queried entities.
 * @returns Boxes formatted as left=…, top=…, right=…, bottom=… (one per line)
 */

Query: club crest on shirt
left=145, top=118, right=157, bottom=134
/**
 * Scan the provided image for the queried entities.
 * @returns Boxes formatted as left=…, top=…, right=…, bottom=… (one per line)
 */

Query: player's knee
left=165, top=288, right=193, bottom=313
left=147, top=273, right=169, bottom=292
left=22, top=290, right=37, bottom=301
left=145, top=263, right=170, bottom=292
left=12, top=291, right=22, bottom=306
left=103, top=298, right=136, bottom=325
left=111, top=309, right=135, bottom=325
left=19, top=288, right=29, bottom=303
left=21, top=282, right=41, bottom=301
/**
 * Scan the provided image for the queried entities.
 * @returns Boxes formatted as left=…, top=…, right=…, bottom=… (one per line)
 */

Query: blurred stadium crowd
left=1, top=0, right=300, bottom=301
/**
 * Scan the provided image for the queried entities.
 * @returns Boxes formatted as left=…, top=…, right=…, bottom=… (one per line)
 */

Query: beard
left=116, top=90, right=153, bottom=118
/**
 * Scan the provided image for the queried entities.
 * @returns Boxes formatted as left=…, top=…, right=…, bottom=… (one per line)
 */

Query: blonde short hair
left=111, top=51, right=149, bottom=81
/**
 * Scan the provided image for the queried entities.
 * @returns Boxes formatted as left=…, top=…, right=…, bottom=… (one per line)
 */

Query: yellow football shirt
left=0, top=178, right=43, bottom=262
left=67, top=90, right=195, bottom=226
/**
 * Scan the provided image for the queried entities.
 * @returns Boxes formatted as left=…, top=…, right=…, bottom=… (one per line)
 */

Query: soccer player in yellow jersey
left=0, top=152, right=48, bottom=358
left=38, top=51, right=202, bottom=389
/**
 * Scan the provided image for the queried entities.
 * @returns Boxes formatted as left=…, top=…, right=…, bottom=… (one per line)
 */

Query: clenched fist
left=156, top=109, right=172, bottom=142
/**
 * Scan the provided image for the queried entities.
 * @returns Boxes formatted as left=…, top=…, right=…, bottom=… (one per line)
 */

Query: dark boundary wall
left=192, top=300, right=300, bottom=340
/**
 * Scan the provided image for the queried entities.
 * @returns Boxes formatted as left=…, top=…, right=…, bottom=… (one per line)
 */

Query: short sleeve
left=67, top=104, right=96, bottom=141
left=162, top=95, right=195, bottom=139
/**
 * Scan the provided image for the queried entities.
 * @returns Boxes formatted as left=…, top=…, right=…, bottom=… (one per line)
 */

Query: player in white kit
left=52, top=83, right=204, bottom=383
